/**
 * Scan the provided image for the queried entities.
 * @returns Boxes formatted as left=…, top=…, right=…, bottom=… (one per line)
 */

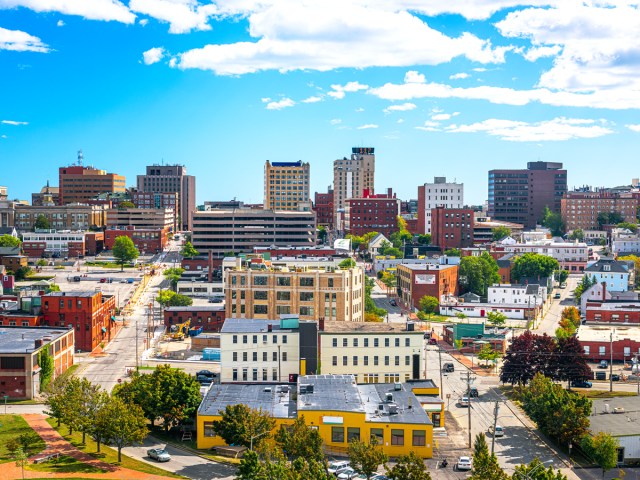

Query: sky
left=2, top=1, right=640, bottom=206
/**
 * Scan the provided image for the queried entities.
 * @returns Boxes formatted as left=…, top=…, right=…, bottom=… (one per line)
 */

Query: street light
left=250, top=430, right=269, bottom=451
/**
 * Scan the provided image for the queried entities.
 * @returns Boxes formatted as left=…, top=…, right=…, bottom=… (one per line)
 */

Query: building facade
left=164, top=306, right=225, bottom=333
left=319, top=321, right=424, bottom=384
left=396, top=263, right=459, bottom=310
left=585, top=257, right=632, bottom=292
left=191, top=208, right=317, bottom=255
left=488, top=162, right=567, bottom=228
left=59, top=158, right=126, bottom=205
left=430, top=207, right=474, bottom=251
left=561, top=190, right=639, bottom=231
left=14, top=204, right=107, bottom=231
left=494, top=239, right=588, bottom=272
left=487, top=284, right=547, bottom=306
left=22, top=231, right=89, bottom=258
left=417, top=177, right=464, bottom=234
left=345, top=188, right=401, bottom=238
left=314, top=188, right=334, bottom=230
left=225, top=264, right=365, bottom=322
left=136, top=164, right=196, bottom=231
left=333, top=148, right=375, bottom=230
left=264, top=161, right=311, bottom=211
left=131, top=191, right=178, bottom=212
left=106, top=207, right=175, bottom=231
left=104, top=227, right=168, bottom=254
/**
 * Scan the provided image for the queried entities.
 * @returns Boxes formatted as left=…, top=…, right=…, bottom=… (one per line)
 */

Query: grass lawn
left=85, top=262, right=135, bottom=269
left=580, top=389, right=637, bottom=399
left=0, top=415, right=46, bottom=463
left=26, top=455, right=105, bottom=474
left=45, top=418, right=186, bottom=479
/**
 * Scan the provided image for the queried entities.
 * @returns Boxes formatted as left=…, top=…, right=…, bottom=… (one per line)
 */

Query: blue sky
left=2, top=1, right=640, bottom=206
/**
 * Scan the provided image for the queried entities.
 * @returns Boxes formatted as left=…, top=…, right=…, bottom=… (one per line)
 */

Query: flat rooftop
left=320, top=321, right=423, bottom=334
left=199, top=383, right=296, bottom=418
left=0, top=327, right=70, bottom=354
left=45, top=291, right=99, bottom=298
left=588, top=302, right=640, bottom=312
left=589, top=396, right=640, bottom=436
left=399, top=263, right=456, bottom=271
left=576, top=325, right=640, bottom=343
left=221, top=318, right=300, bottom=334
left=164, top=305, right=225, bottom=312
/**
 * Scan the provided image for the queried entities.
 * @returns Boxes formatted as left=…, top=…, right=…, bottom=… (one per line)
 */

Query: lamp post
left=250, top=431, right=269, bottom=451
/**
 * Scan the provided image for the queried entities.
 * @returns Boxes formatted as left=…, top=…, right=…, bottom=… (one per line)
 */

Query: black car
left=196, top=370, right=217, bottom=379
left=196, top=375, right=212, bottom=385
left=611, top=374, right=621, bottom=381
left=469, top=386, right=479, bottom=397
left=443, top=363, right=455, bottom=373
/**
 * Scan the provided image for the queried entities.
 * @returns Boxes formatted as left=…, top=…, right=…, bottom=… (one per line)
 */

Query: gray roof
left=221, top=318, right=296, bottom=333
left=199, top=383, right=296, bottom=418
left=0, top=327, right=69, bottom=354
left=45, top=291, right=99, bottom=298
left=460, top=292, right=481, bottom=303
left=589, top=397, right=640, bottom=437
left=165, top=305, right=224, bottom=312
left=586, top=258, right=629, bottom=274
left=0, top=247, right=20, bottom=256
left=0, top=227, right=16, bottom=236
left=525, top=284, right=540, bottom=295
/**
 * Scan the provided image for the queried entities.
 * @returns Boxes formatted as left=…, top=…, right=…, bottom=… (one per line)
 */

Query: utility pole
left=460, top=370, right=476, bottom=448
left=610, top=330, right=614, bottom=393
left=438, top=346, right=444, bottom=401
left=424, top=345, right=427, bottom=380
left=491, top=400, right=500, bottom=456
left=135, top=317, right=139, bottom=372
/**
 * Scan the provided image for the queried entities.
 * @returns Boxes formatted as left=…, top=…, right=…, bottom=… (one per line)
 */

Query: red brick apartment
left=164, top=305, right=226, bottom=333
left=105, top=226, right=168, bottom=254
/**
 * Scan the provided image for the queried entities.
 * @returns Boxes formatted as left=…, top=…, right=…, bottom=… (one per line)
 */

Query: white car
left=337, top=467, right=357, bottom=479
left=328, top=461, right=350, bottom=475
left=458, top=396, right=470, bottom=407
left=489, top=425, right=505, bottom=437
left=456, top=456, right=473, bottom=471
left=147, top=448, right=171, bottom=462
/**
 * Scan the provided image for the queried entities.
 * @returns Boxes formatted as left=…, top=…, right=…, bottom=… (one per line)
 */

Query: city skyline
left=2, top=1, right=640, bottom=205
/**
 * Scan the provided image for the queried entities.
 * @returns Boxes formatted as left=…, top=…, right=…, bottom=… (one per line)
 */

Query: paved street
left=534, top=274, right=581, bottom=336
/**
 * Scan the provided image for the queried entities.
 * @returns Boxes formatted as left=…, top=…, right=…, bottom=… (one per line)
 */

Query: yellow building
left=197, top=374, right=442, bottom=458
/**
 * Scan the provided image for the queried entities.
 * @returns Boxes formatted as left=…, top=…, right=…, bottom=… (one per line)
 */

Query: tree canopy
left=492, top=226, right=511, bottom=242
left=580, top=432, right=619, bottom=478
left=511, top=253, right=559, bottom=281
left=338, top=258, right=356, bottom=268
left=212, top=404, right=276, bottom=449
left=416, top=234, right=431, bottom=245
left=112, top=236, right=139, bottom=271
left=469, top=433, right=508, bottom=480
left=418, top=296, right=439, bottom=317
left=348, top=437, right=388, bottom=478
left=0, top=234, right=20, bottom=247
left=486, top=311, right=507, bottom=328
left=386, top=451, right=431, bottom=480
left=540, top=206, right=565, bottom=236
left=597, top=211, right=624, bottom=228
left=459, top=252, right=500, bottom=296
left=180, top=241, right=199, bottom=258
left=568, top=229, right=584, bottom=241
left=156, top=289, right=193, bottom=307
left=118, top=201, right=136, bottom=209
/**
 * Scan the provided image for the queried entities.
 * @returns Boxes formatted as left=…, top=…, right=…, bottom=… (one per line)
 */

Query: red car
left=429, top=338, right=438, bottom=345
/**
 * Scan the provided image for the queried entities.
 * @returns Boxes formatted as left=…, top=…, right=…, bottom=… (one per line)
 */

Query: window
left=254, top=291, right=268, bottom=300
left=242, top=368, right=248, bottom=381
left=262, top=369, right=268, bottom=381
left=277, top=291, right=291, bottom=301
left=343, top=338, right=348, bottom=347
left=253, top=352, right=257, bottom=362
left=374, top=356, right=379, bottom=366
left=232, top=369, right=238, bottom=381
left=233, top=352, right=237, bottom=362
left=364, top=356, right=368, bottom=366
left=299, top=306, right=314, bottom=316
left=364, top=338, right=369, bottom=347
left=263, top=352, right=267, bottom=362
left=300, top=277, right=314, bottom=287
left=282, top=335, right=287, bottom=344
left=272, top=368, right=278, bottom=381
left=405, top=338, right=410, bottom=347
left=273, top=352, right=278, bottom=361
left=243, top=335, right=248, bottom=344
left=395, top=356, right=400, bottom=366
left=254, top=305, right=267, bottom=314
left=204, top=422, right=216, bottom=437
left=412, top=430, right=426, bottom=446
left=405, top=356, right=410, bottom=366
left=353, top=356, right=358, bottom=366
left=332, top=356, right=337, bottom=366
left=328, top=278, right=334, bottom=287
left=391, top=429, right=404, bottom=446
left=242, top=352, right=247, bottom=362
left=353, top=338, right=358, bottom=347
left=282, top=352, right=287, bottom=361
left=385, top=338, right=390, bottom=347
left=254, top=276, right=267, bottom=286
left=624, top=346, right=631, bottom=357
left=584, top=346, right=590, bottom=355
left=273, top=335, right=278, bottom=344
left=332, top=338, right=338, bottom=347
left=374, top=338, right=379, bottom=347
left=252, top=368, right=258, bottom=381
left=395, top=338, right=400, bottom=347
left=331, top=427, right=344, bottom=443
left=385, top=356, right=389, bottom=366
left=232, top=335, right=237, bottom=344
left=277, top=277, right=291, bottom=286
left=252, top=335, right=257, bottom=344
left=300, top=292, right=314, bottom=302
left=370, top=428, right=384, bottom=444
left=276, top=305, right=291, bottom=315
left=343, top=356, right=348, bottom=366
left=347, top=427, right=360, bottom=442
left=599, top=346, right=606, bottom=356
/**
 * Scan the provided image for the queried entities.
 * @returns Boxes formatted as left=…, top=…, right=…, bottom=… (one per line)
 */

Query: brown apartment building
left=59, top=161, right=126, bottom=205
left=561, top=190, right=639, bottom=230
left=397, top=263, right=459, bottom=311
left=345, top=188, right=400, bottom=238
left=314, top=188, right=334, bottom=230
left=431, top=207, right=474, bottom=251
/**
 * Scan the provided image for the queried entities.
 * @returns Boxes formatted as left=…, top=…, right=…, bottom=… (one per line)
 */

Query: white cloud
left=328, top=81, right=369, bottom=99
left=404, top=71, right=426, bottom=84
left=431, top=112, right=459, bottom=121
left=357, top=124, right=378, bottom=129
left=129, top=0, right=217, bottom=34
left=397, top=118, right=404, bottom=123
left=355, top=107, right=364, bottom=112
left=301, top=95, right=322, bottom=103
left=0, top=0, right=135, bottom=23
left=139, top=18, right=149, bottom=26
left=0, top=135, right=6, bottom=139
left=0, top=27, right=48, bottom=52
left=330, top=118, right=342, bottom=125
left=56, top=19, right=64, bottom=26
left=523, top=45, right=561, bottom=62
left=265, top=98, right=295, bottom=110
left=142, top=47, right=165, bottom=65
left=626, top=124, right=640, bottom=132
left=1, top=120, right=28, bottom=125
left=175, top=2, right=512, bottom=75
left=449, top=72, right=470, bottom=80
left=261, top=97, right=271, bottom=103
left=446, top=117, right=613, bottom=142
left=473, top=67, right=488, bottom=72
left=383, top=102, right=416, bottom=113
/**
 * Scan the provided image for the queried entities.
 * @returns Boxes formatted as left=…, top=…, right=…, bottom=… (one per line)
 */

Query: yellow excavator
left=169, top=319, right=191, bottom=341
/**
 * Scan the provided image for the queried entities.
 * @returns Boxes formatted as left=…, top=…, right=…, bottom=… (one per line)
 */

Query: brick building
left=314, top=188, right=334, bottom=230
left=396, top=263, right=459, bottom=310
left=131, top=191, right=178, bottom=212
left=345, top=188, right=401, bottom=238
left=430, top=207, right=474, bottom=251
left=1, top=256, right=27, bottom=271
left=164, top=305, right=226, bottom=333
left=561, top=189, right=639, bottom=231
left=14, top=204, right=107, bottom=232
left=417, top=177, right=464, bottom=234
left=105, top=227, right=168, bottom=254
left=577, top=325, right=640, bottom=362
left=59, top=155, right=126, bottom=205
left=252, top=246, right=337, bottom=258
left=585, top=303, right=640, bottom=324
left=42, top=291, right=116, bottom=353
left=0, top=327, right=74, bottom=399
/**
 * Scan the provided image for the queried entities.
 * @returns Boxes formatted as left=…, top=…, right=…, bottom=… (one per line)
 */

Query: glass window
left=405, top=356, right=410, bottom=366
left=385, top=338, right=390, bottom=347
left=353, top=356, right=358, bottom=366
left=282, top=335, right=288, bottom=344
left=353, top=338, right=358, bottom=347
left=254, top=291, right=268, bottom=300
left=343, top=338, right=348, bottom=347
left=282, top=352, right=287, bottom=361
left=254, top=305, right=268, bottom=314
left=252, top=368, right=258, bottom=381
left=370, top=428, right=383, bottom=444
left=300, top=292, right=314, bottom=302
left=343, top=356, right=348, bottom=366
left=243, top=352, right=247, bottom=361
left=391, top=429, right=404, bottom=446
left=374, top=338, right=379, bottom=347
left=385, top=356, right=389, bottom=366
left=331, top=427, right=344, bottom=443
left=204, top=422, right=216, bottom=437
left=232, top=335, right=237, bottom=344
left=332, top=356, right=337, bottom=366
left=232, top=369, right=238, bottom=381
left=332, top=338, right=338, bottom=347
left=347, top=427, right=360, bottom=442
left=263, top=352, right=267, bottom=362
left=364, top=356, right=368, bottom=366
left=252, top=335, right=257, bottom=344
left=254, top=276, right=267, bottom=286
left=242, top=335, right=247, bottom=344
left=277, top=291, right=291, bottom=301
left=364, top=338, right=369, bottom=347
left=277, top=277, right=291, bottom=286
left=253, top=352, right=257, bottom=362
left=276, top=305, right=291, bottom=315
left=405, top=338, right=410, bottom=347
left=412, top=430, right=426, bottom=446
left=242, top=368, right=248, bottom=381
left=395, top=338, right=400, bottom=347
left=233, top=352, right=237, bottom=362
left=300, top=277, right=314, bottom=287
left=374, top=356, right=379, bottom=366
left=273, top=352, right=277, bottom=361
left=299, top=306, right=314, bottom=316
left=395, top=356, right=400, bottom=366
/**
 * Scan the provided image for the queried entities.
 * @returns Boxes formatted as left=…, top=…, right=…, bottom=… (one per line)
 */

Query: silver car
left=147, top=448, right=171, bottom=462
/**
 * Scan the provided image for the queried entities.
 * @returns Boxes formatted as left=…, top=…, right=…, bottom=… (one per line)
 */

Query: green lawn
left=45, top=418, right=186, bottom=479
left=580, top=389, right=637, bottom=399
left=85, top=262, right=136, bottom=269
left=0, top=415, right=46, bottom=463
left=26, top=455, right=105, bottom=474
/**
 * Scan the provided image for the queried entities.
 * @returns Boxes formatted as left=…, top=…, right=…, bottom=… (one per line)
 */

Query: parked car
left=455, top=456, right=473, bottom=471
left=99, top=278, right=106, bottom=283
left=458, top=396, right=470, bottom=407
left=196, top=375, right=212, bottom=385
left=571, top=380, right=593, bottom=388
left=127, top=278, right=135, bottom=283
left=554, top=292, right=561, bottom=299
left=327, top=461, right=350, bottom=475
left=337, top=468, right=357, bottom=479
left=443, top=363, right=455, bottom=372
left=613, top=406, right=625, bottom=414
left=612, top=374, right=621, bottom=381
left=371, top=476, right=389, bottom=480
left=488, top=425, right=505, bottom=437
left=389, top=299, right=397, bottom=307
left=599, top=360, right=609, bottom=369
left=595, top=371, right=606, bottom=380
left=428, top=338, right=437, bottom=345
left=196, top=370, right=216, bottom=379
left=560, top=282, right=567, bottom=288
left=147, top=448, right=171, bottom=462
left=469, top=386, right=479, bottom=397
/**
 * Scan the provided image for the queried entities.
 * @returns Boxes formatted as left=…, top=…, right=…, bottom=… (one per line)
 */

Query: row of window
left=231, top=367, right=279, bottom=382
left=232, top=334, right=287, bottom=344
left=584, top=345, right=632, bottom=356
left=231, top=276, right=326, bottom=287
left=331, top=337, right=412, bottom=348
left=332, top=355, right=411, bottom=367
left=331, top=427, right=426, bottom=447
left=231, top=305, right=317, bottom=316
left=232, top=351, right=288, bottom=362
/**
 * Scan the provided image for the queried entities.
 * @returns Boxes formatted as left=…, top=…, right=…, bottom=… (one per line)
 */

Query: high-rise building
left=333, top=148, right=375, bottom=231
left=488, top=162, right=567, bottom=229
left=430, top=206, right=474, bottom=251
left=137, top=164, right=196, bottom=231
left=417, top=177, right=464, bottom=234
left=58, top=152, right=126, bottom=205
left=264, top=161, right=310, bottom=211
left=561, top=189, right=639, bottom=231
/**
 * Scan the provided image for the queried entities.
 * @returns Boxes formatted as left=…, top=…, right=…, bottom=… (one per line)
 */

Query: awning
left=101, top=327, right=107, bottom=333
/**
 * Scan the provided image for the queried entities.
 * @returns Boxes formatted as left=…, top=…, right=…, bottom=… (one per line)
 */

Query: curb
left=149, top=434, right=237, bottom=468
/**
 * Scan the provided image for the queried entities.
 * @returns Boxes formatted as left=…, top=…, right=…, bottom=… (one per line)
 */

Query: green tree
left=17, top=431, right=42, bottom=454
left=167, top=293, right=193, bottom=306
left=237, top=450, right=266, bottom=480
left=386, top=451, right=431, bottom=480
left=112, top=236, right=139, bottom=271
left=459, top=252, right=500, bottom=296
left=554, top=269, right=569, bottom=284
left=118, top=201, right=136, bottom=209
left=380, top=271, right=397, bottom=294
left=568, top=228, right=585, bottom=241
left=416, top=234, right=431, bottom=245
left=512, top=458, right=567, bottom=480
left=92, top=393, right=113, bottom=453
left=617, top=221, right=638, bottom=233
left=180, top=241, right=199, bottom=258
left=418, top=296, right=439, bottom=317
left=339, top=258, right=356, bottom=269
left=455, top=312, right=468, bottom=322
left=163, top=267, right=184, bottom=290
left=540, top=206, right=565, bottom=236
left=492, top=226, right=511, bottom=242
left=212, top=404, right=276, bottom=449
left=317, top=226, right=328, bottom=243
left=36, top=258, right=47, bottom=267
left=43, top=375, right=70, bottom=427
left=38, top=347, right=54, bottom=393
left=486, top=311, right=507, bottom=328
left=581, top=432, right=619, bottom=478
left=14, top=266, right=31, bottom=280
left=444, top=248, right=461, bottom=257
left=470, top=433, right=508, bottom=480
left=101, top=396, right=148, bottom=462
left=384, top=247, right=403, bottom=258
left=156, top=289, right=176, bottom=307
left=34, top=214, right=50, bottom=230
left=275, top=416, right=324, bottom=462
left=512, top=253, right=559, bottom=281
left=0, top=234, right=20, bottom=247
left=13, top=447, right=27, bottom=480
left=574, top=274, right=595, bottom=303
left=348, top=436, right=388, bottom=479
left=477, top=343, right=501, bottom=367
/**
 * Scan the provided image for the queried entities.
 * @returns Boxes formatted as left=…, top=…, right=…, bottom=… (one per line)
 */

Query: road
left=534, top=274, right=581, bottom=337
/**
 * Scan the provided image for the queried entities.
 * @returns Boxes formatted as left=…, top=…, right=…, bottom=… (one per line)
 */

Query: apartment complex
left=106, top=207, right=175, bottom=231
left=494, top=239, right=588, bottom=272
left=131, top=191, right=178, bottom=212
left=333, top=148, right=375, bottom=229
left=561, top=189, right=639, bottom=230
left=314, top=187, right=334, bottom=230
left=417, top=177, right=464, bottom=234
left=397, top=263, right=459, bottom=310
left=225, top=263, right=365, bottom=322
left=430, top=207, right=474, bottom=250
left=59, top=159, right=126, bottom=205
left=488, top=162, right=567, bottom=228
left=319, top=321, right=424, bottom=385
left=191, top=208, right=316, bottom=255
left=104, top=227, right=168, bottom=254
left=345, top=188, right=401, bottom=238
left=136, top=164, right=196, bottom=230
left=22, top=230, right=104, bottom=257
left=264, top=161, right=310, bottom=211
left=14, top=204, right=107, bottom=231
left=219, top=317, right=318, bottom=383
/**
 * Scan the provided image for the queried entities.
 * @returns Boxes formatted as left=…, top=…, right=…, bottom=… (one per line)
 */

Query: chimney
left=319, top=317, right=325, bottom=331
left=208, top=250, right=213, bottom=283
left=602, top=281, right=607, bottom=301
left=268, top=324, right=273, bottom=332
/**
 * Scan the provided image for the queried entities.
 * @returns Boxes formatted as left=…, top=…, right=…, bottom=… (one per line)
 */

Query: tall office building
left=263, top=160, right=310, bottom=211
left=137, top=164, right=196, bottom=231
left=417, top=177, right=464, bottom=234
left=488, top=162, right=567, bottom=229
left=58, top=151, right=126, bottom=205
left=333, top=147, right=375, bottom=232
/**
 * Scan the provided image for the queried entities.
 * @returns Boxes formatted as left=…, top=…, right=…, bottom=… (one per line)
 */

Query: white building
left=318, top=321, right=424, bottom=384
left=613, top=237, right=640, bottom=255
left=367, top=233, right=390, bottom=256
left=373, top=255, right=459, bottom=274
left=497, top=239, right=588, bottom=272
left=176, top=280, right=223, bottom=298
left=418, top=177, right=464, bottom=234
left=219, top=317, right=318, bottom=384
left=487, top=284, right=547, bottom=307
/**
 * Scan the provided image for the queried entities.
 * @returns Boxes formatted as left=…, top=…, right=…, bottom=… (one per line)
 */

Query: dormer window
left=603, top=265, right=610, bottom=272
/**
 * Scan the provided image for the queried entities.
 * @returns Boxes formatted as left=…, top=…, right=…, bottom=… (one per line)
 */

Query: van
left=443, top=363, right=455, bottom=372
left=327, top=461, right=350, bottom=475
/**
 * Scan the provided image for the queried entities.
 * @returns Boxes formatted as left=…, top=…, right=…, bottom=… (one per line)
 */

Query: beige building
left=14, top=204, right=107, bottom=231
left=319, top=321, right=424, bottom=384
left=106, top=207, right=175, bottom=231
left=333, top=148, right=375, bottom=229
left=225, top=262, right=365, bottom=322
left=264, top=161, right=310, bottom=211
